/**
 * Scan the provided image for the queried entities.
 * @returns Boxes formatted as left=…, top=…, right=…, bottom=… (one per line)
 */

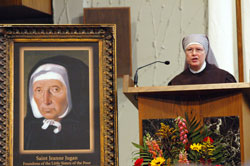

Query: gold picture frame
left=0, top=24, right=117, bottom=166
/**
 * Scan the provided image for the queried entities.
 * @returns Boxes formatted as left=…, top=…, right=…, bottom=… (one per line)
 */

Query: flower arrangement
left=132, top=114, right=225, bottom=166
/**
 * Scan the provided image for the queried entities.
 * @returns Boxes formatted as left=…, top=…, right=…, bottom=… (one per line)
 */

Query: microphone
left=134, top=60, right=170, bottom=87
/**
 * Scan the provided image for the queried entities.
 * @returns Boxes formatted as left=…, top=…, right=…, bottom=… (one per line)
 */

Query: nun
left=168, top=34, right=236, bottom=85
left=24, top=56, right=90, bottom=150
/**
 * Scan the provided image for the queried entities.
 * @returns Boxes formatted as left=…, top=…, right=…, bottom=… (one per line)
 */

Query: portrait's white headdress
left=29, top=63, right=72, bottom=133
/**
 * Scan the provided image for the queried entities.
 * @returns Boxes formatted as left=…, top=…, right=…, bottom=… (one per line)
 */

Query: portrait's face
left=185, top=44, right=206, bottom=71
left=33, top=79, right=68, bottom=121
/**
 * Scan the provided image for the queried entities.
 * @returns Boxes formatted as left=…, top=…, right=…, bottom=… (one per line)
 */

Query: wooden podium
left=123, top=75, right=250, bottom=163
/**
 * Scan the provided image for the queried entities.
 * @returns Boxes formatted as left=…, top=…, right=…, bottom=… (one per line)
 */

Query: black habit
left=168, top=63, right=236, bottom=85
left=24, top=117, right=89, bottom=150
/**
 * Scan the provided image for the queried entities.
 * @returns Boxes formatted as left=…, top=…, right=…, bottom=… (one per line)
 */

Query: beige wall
left=53, top=0, right=208, bottom=165
left=208, top=0, right=238, bottom=80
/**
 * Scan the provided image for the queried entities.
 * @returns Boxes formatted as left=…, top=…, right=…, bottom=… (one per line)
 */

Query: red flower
left=185, top=143, right=191, bottom=151
left=203, top=136, right=214, bottom=144
left=200, top=158, right=205, bottom=164
left=134, top=158, right=143, bottom=166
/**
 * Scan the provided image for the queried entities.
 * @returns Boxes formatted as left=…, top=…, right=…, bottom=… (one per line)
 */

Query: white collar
left=189, top=61, right=206, bottom=74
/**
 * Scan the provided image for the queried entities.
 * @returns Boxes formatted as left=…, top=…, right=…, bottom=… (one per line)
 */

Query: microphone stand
left=134, top=60, right=170, bottom=87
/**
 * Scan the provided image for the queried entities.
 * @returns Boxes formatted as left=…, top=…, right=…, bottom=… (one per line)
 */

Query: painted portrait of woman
left=24, top=56, right=90, bottom=150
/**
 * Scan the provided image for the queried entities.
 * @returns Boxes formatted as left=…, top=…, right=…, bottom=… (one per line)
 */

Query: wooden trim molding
left=236, top=0, right=244, bottom=82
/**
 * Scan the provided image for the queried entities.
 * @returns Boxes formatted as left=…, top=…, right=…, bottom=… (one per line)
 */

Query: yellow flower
left=190, top=143, right=202, bottom=152
left=150, top=157, right=165, bottom=166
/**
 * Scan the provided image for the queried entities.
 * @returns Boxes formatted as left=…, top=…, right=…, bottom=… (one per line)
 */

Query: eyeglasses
left=185, top=48, right=205, bottom=54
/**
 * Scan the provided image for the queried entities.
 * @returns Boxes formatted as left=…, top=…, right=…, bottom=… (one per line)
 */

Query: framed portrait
left=0, top=25, right=118, bottom=166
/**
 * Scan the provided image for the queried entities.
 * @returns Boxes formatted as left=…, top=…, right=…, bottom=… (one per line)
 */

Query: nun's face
left=185, top=44, right=206, bottom=71
left=33, top=79, right=68, bottom=121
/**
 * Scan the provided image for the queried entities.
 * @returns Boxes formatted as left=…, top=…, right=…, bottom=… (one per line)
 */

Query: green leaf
left=213, top=152, right=223, bottom=159
left=189, top=150, right=199, bottom=161
left=192, top=135, right=203, bottom=143
left=191, top=121, right=201, bottom=131
left=212, top=146, right=224, bottom=155
left=189, top=129, right=201, bottom=138
left=189, top=117, right=198, bottom=127
left=188, top=153, right=195, bottom=160
left=132, top=142, right=146, bottom=150
left=185, top=112, right=190, bottom=122
left=142, top=162, right=150, bottom=166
